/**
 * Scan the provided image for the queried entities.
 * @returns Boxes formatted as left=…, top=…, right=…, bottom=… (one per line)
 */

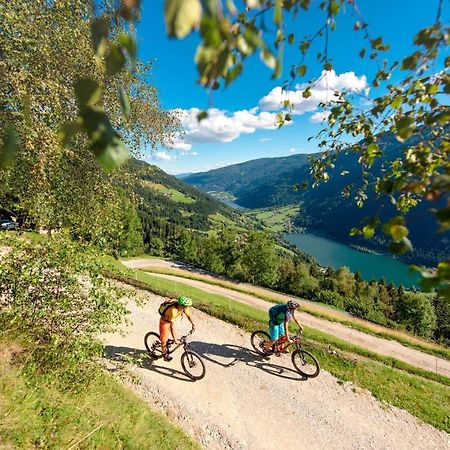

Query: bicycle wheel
left=181, top=351, right=206, bottom=380
left=250, top=330, right=273, bottom=356
left=292, top=349, right=320, bottom=378
left=144, top=332, right=163, bottom=359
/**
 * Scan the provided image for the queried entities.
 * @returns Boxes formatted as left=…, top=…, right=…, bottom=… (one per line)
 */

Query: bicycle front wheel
left=181, top=351, right=206, bottom=380
left=144, top=332, right=163, bottom=359
left=292, top=349, right=320, bottom=378
left=250, top=330, right=273, bottom=356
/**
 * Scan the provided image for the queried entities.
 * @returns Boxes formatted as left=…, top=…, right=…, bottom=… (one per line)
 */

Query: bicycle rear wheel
left=144, top=332, right=163, bottom=359
left=181, top=351, right=206, bottom=380
left=292, top=349, right=320, bottom=378
left=250, top=330, right=273, bottom=356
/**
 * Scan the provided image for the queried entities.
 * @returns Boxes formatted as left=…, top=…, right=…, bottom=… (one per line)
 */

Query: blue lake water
left=284, top=232, right=419, bottom=288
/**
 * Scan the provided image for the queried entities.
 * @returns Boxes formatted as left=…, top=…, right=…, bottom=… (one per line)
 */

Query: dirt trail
left=122, top=259, right=450, bottom=378
left=102, top=289, right=449, bottom=450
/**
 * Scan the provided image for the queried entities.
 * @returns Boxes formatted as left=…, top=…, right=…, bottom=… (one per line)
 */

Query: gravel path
left=102, top=289, right=449, bottom=450
left=122, top=259, right=450, bottom=378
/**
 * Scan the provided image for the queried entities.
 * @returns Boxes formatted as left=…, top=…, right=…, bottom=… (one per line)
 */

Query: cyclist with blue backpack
left=159, top=296, right=195, bottom=361
left=263, top=300, right=303, bottom=354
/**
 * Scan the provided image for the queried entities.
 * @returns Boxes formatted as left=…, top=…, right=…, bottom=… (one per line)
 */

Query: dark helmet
left=287, top=300, right=299, bottom=310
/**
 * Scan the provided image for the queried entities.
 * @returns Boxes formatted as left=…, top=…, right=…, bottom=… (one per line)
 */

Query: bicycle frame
left=273, top=333, right=303, bottom=354
left=166, top=329, right=194, bottom=356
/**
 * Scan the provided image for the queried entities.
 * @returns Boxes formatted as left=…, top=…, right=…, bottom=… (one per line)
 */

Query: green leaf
left=272, top=50, right=283, bottom=79
left=200, top=14, right=221, bottom=47
left=302, top=88, right=312, bottom=98
left=164, top=0, right=202, bottom=39
left=274, top=0, right=282, bottom=25
left=90, top=17, right=109, bottom=57
left=119, top=88, right=131, bottom=118
left=0, top=125, right=18, bottom=169
left=390, top=96, right=402, bottom=109
left=106, top=45, right=126, bottom=76
left=300, top=0, right=310, bottom=9
left=80, top=108, right=130, bottom=173
left=362, top=224, right=376, bottom=239
left=395, top=116, right=415, bottom=141
left=58, top=121, right=83, bottom=146
left=287, top=33, right=295, bottom=45
left=260, top=48, right=276, bottom=70
left=435, top=207, right=450, bottom=230
left=118, top=33, right=137, bottom=66
left=389, top=237, right=412, bottom=255
left=74, top=79, right=102, bottom=107
left=299, top=41, right=310, bottom=55
left=297, top=65, right=307, bottom=76
left=95, top=136, right=130, bottom=173
left=197, top=110, right=208, bottom=121
left=225, top=64, right=242, bottom=86
left=389, top=224, right=409, bottom=241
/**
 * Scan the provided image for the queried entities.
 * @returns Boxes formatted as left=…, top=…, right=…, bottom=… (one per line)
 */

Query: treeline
left=144, top=224, right=449, bottom=343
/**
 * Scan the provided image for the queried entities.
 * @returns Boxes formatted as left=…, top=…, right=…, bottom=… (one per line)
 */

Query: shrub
left=0, top=234, right=130, bottom=371
left=315, top=290, right=345, bottom=309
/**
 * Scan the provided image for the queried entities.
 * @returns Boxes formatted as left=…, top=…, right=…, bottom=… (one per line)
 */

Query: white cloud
left=259, top=70, right=368, bottom=115
left=172, top=107, right=287, bottom=147
left=191, top=151, right=198, bottom=156
left=154, top=151, right=177, bottom=161
left=289, top=147, right=299, bottom=153
left=166, top=71, right=367, bottom=154
left=171, top=140, right=192, bottom=151
left=310, top=111, right=331, bottom=123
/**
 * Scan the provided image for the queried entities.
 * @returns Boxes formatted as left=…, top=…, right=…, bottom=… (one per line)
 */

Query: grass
left=109, top=267, right=450, bottom=432
left=135, top=264, right=450, bottom=361
left=208, top=212, right=237, bottom=226
left=245, top=205, right=300, bottom=232
left=141, top=181, right=196, bottom=204
left=0, top=341, right=199, bottom=450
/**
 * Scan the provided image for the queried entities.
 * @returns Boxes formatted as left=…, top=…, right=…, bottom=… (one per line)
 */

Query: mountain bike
left=144, top=328, right=206, bottom=380
left=250, top=329, right=320, bottom=378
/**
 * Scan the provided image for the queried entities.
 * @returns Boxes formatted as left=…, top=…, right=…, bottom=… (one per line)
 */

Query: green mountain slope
left=125, top=159, right=251, bottom=242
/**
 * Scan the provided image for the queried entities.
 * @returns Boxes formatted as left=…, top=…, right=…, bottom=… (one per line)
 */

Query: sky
left=136, top=0, right=444, bottom=175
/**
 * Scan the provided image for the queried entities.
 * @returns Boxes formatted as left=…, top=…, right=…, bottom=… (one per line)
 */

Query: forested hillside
left=124, top=159, right=252, bottom=254
left=185, top=132, right=449, bottom=266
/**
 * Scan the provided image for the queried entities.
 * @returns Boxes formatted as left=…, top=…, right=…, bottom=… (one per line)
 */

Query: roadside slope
left=122, top=259, right=450, bottom=378
left=102, top=289, right=449, bottom=450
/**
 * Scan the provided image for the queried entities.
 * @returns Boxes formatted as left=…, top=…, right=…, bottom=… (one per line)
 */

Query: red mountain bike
left=250, top=329, right=320, bottom=378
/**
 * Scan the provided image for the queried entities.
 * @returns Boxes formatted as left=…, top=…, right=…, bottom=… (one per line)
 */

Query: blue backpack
left=269, top=304, right=288, bottom=325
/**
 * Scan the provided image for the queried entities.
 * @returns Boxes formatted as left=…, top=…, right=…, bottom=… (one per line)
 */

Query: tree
left=394, top=292, right=437, bottom=338
left=161, top=0, right=449, bottom=298
left=0, top=0, right=178, bottom=253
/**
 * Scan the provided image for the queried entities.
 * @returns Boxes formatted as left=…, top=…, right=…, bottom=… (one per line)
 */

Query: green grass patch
left=136, top=265, right=450, bottom=361
left=109, top=268, right=450, bottom=432
left=0, top=341, right=199, bottom=450
left=209, top=212, right=237, bottom=226
left=142, top=181, right=196, bottom=204
left=246, top=205, right=300, bottom=232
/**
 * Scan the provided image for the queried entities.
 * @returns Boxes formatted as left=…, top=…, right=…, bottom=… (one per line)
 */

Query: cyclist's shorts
left=269, top=321, right=285, bottom=341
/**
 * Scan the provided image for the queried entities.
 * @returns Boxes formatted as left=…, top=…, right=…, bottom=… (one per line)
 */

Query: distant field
left=209, top=212, right=237, bottom=226
left=246, top=205, right=300, bottom=232
left=141, top=181, right=196, bottom=204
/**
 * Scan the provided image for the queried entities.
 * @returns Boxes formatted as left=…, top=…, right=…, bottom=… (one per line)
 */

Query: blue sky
left=136, top=0, right=443, bottom=174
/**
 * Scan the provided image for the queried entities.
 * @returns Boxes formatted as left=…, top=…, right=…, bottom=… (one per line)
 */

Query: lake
left=284, top=232, right=419, bottom=288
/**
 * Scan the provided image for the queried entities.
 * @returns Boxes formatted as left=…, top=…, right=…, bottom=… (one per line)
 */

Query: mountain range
left=183, top=133, right=449, bottom=267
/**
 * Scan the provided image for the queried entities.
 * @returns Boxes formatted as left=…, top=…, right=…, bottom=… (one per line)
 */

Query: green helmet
left=177, top=296, right=192, bottom=307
